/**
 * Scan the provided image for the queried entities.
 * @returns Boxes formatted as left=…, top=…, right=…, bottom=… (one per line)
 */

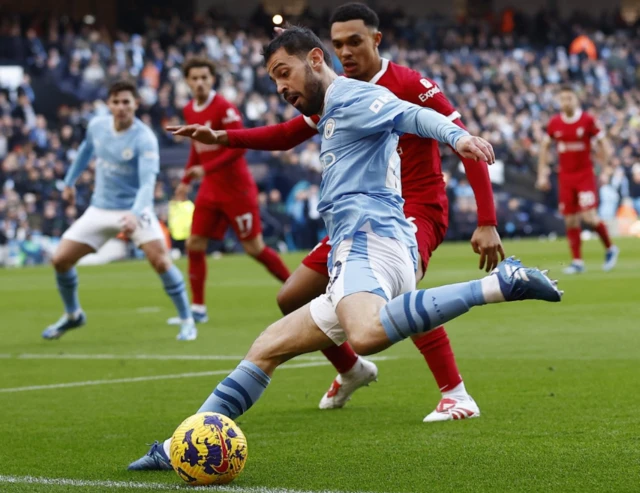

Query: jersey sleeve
left=587, top=113, right=605, bottom=140
left=544, top=118, right=556, bottom=141
left=226, top=115, right=317, bottom=150
left=131, top=131, right=160, bottom=215
left=64, top=121, right=95, bottom=186
left=345, top=84, right=467, bottom=148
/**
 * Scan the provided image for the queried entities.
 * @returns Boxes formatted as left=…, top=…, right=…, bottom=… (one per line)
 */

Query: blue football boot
left=493, top=257, right=563, bottom=303
left=42, top=312, right=87, bottom=340
left=127, top=441, right=172, bottom=471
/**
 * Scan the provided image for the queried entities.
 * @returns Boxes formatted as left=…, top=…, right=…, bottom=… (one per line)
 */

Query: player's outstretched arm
left=168, top=115, right=317, bottom=151
left=393, top=104, right=495, bottom=164
left=536, top=137, right=552, bottom=191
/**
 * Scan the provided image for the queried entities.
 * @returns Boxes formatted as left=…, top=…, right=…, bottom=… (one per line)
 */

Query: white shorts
left=62, top=206, right=164, bottom=251
left=310, top=231, right=416, bottom=345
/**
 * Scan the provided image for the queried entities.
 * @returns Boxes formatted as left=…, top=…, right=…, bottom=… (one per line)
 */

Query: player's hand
left=62, top=186, right=76, bottom=205
left=471, top=225, right=506, bottom=272
left=536, top=176, right=551, bottom=191
left=173, top=182, right=191, bottom=201
left=456, top=136, right=495, bottom=164
left=166, top=124, right=224, bottom=145
left=119, top=212, right=138, bottom=235
left=186, top=165, right=205, bottom=180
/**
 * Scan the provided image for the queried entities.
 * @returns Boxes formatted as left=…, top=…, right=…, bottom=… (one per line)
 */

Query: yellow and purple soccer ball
left=169, top=412, right=248, bottom=486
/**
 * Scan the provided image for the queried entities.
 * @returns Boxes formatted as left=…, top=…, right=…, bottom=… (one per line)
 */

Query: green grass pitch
left=1, top=238, right=639, bottom=492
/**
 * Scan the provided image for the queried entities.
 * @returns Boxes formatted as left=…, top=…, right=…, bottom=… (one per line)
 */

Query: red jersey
left=546, top=110, right=604, bottom=175
left=182, top=91, right=256, bottom=204
left=226, top=59, right=496, bottom=226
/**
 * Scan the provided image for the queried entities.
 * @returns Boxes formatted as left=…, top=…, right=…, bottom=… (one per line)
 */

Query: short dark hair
left=329, top=3, right=380, bottom=29
left=108, top=79, right=138, bottom=99
left=182, top=57, right=216, bottom=78
left=262, top=25, right=333, bottom=69
left=559, top=83, right=575, bottom=93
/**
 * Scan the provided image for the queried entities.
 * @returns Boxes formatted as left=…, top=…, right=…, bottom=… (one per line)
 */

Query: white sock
left=480, top=275, right=505, bottom=304
left=191, top=304, right=206, bottom=313
left=163, top=438, right=171, bottom=458
left=182, top=317, right=195, bottom=325
left=573, top=259, right=585, bottom=266
left=67, top=309, right=82, bottom=320
left=442, top=381, right=469, bottom=400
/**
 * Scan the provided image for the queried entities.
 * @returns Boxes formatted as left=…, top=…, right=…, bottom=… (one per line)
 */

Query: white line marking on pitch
left=0, top=475, right=378, bottom=493
left=0, top=362, right=329, bottom=394
left=2, top=353, right=397, bottom=363
left=136, top=306, right=161, bottom=313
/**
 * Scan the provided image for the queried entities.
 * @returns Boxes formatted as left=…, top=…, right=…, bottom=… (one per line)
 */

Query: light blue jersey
left=316, top=77, right=469, bottom=267
left=64, top=116, right=159, bottom=215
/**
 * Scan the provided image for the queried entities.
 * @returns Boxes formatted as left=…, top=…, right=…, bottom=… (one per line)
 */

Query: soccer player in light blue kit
left=43, top=80, right=197, bottom=342
left=129, top=28, right=562, bottom=469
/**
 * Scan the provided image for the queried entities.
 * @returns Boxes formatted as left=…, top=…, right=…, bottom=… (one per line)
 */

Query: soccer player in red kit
left=169, top=58, right=290, bottom=326
left=537, top=84, right=619, bottom=274
left=169, top=5, right=504, bottom=422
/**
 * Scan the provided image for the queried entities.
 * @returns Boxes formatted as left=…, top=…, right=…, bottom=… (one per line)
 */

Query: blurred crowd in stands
left=1, top=6, right=639, bottom=265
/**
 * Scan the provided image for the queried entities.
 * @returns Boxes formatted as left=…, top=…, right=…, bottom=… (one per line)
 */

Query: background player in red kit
left=169, top=5, right=503, bottom=422
left=169, top=58, right=290, bottom=325
left=537, top=84, right=619, bottom=274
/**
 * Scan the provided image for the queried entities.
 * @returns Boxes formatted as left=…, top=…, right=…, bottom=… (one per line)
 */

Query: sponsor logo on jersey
left=324, top=118, right=336, bottom=139
left=96, top=158, right=134, bottom=175
left=418, top=78, right=441, bottom=103
left=320, top=152, right=336, bottom=170
left=557, top=141, right=587, bottom=153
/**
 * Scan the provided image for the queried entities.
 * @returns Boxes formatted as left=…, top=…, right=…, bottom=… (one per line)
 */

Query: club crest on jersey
left=554, top=131, right=562, bottom=138
left=324, top=119, right=336, bottom=139
left=121, top=148, right=134, bottom=160
left=576, top=127, right=584, bottom=137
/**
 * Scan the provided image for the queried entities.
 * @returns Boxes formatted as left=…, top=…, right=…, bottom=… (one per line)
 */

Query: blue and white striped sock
left=380, top=280, right=486, bottom=343
left=198, top=360, right=271, bottom=419
left=159, top=265, right=191, bottom=321
left=56, top=268, right=81, bottom=316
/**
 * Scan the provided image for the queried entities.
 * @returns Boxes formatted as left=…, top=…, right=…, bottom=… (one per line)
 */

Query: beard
left=297, top=65, right=325, bottom=116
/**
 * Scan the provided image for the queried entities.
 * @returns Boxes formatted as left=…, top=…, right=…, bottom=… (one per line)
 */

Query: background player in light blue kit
left=130, top=27, right=563, bottom=468
left=42, top=80, right=196, bottom=342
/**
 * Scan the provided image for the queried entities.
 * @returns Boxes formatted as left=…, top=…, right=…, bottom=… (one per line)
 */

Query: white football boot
left=423, top=395, right=481, bottom=422
left=319, top=357, right=378, bottom=409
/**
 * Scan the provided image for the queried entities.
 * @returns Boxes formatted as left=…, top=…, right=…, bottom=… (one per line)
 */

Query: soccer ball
left=169, top=412, right=248, bottom=486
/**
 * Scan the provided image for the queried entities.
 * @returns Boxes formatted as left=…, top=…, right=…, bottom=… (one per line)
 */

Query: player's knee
left=242, top=238, right=264, bottom=258
left=51, top=253, right=74, bottom=273
left=149, top=253, right=172, bottom=274
left=186, top=235, right=207, bottom=252
left=345, top=317, right=383, bottom=356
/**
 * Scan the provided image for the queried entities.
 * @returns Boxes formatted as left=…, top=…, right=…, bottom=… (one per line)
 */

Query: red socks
left=322, top=343, right=359, bottom=374
left=256, top=247, right=291, bottom=283
left=594, top=222, right=612, bottom=249
left=187, top=250, right=207, bottom=305
left=566, top=227, right=582, bottom=261
left=412, top=326, right=462, bottom=393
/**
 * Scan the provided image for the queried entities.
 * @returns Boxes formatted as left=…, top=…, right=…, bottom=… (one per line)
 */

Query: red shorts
left=558, top=172, right=598, bottom=216
left=191, top=198, right=262, bottom=241
left=302, top=205, right=447, bottom=277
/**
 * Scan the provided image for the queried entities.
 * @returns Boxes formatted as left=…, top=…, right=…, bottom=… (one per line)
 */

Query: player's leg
left=128, top=302, right=334, bottom=471
left=408, top=214, right=478, bottom=421
left=277, top=238, right=377, bottom=410
left=43, top=207, right=114, bottom=339
left=577, top=181, right=619, bottom=271
left=334, top=234, right=562, bottom=357
left=227, top=200, right=290, bottom=282
left=134, top=211, right=195, bottom=341
left=170, top=204, right=219, bottom=325
left=560, top=180, right=585, bottom=274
